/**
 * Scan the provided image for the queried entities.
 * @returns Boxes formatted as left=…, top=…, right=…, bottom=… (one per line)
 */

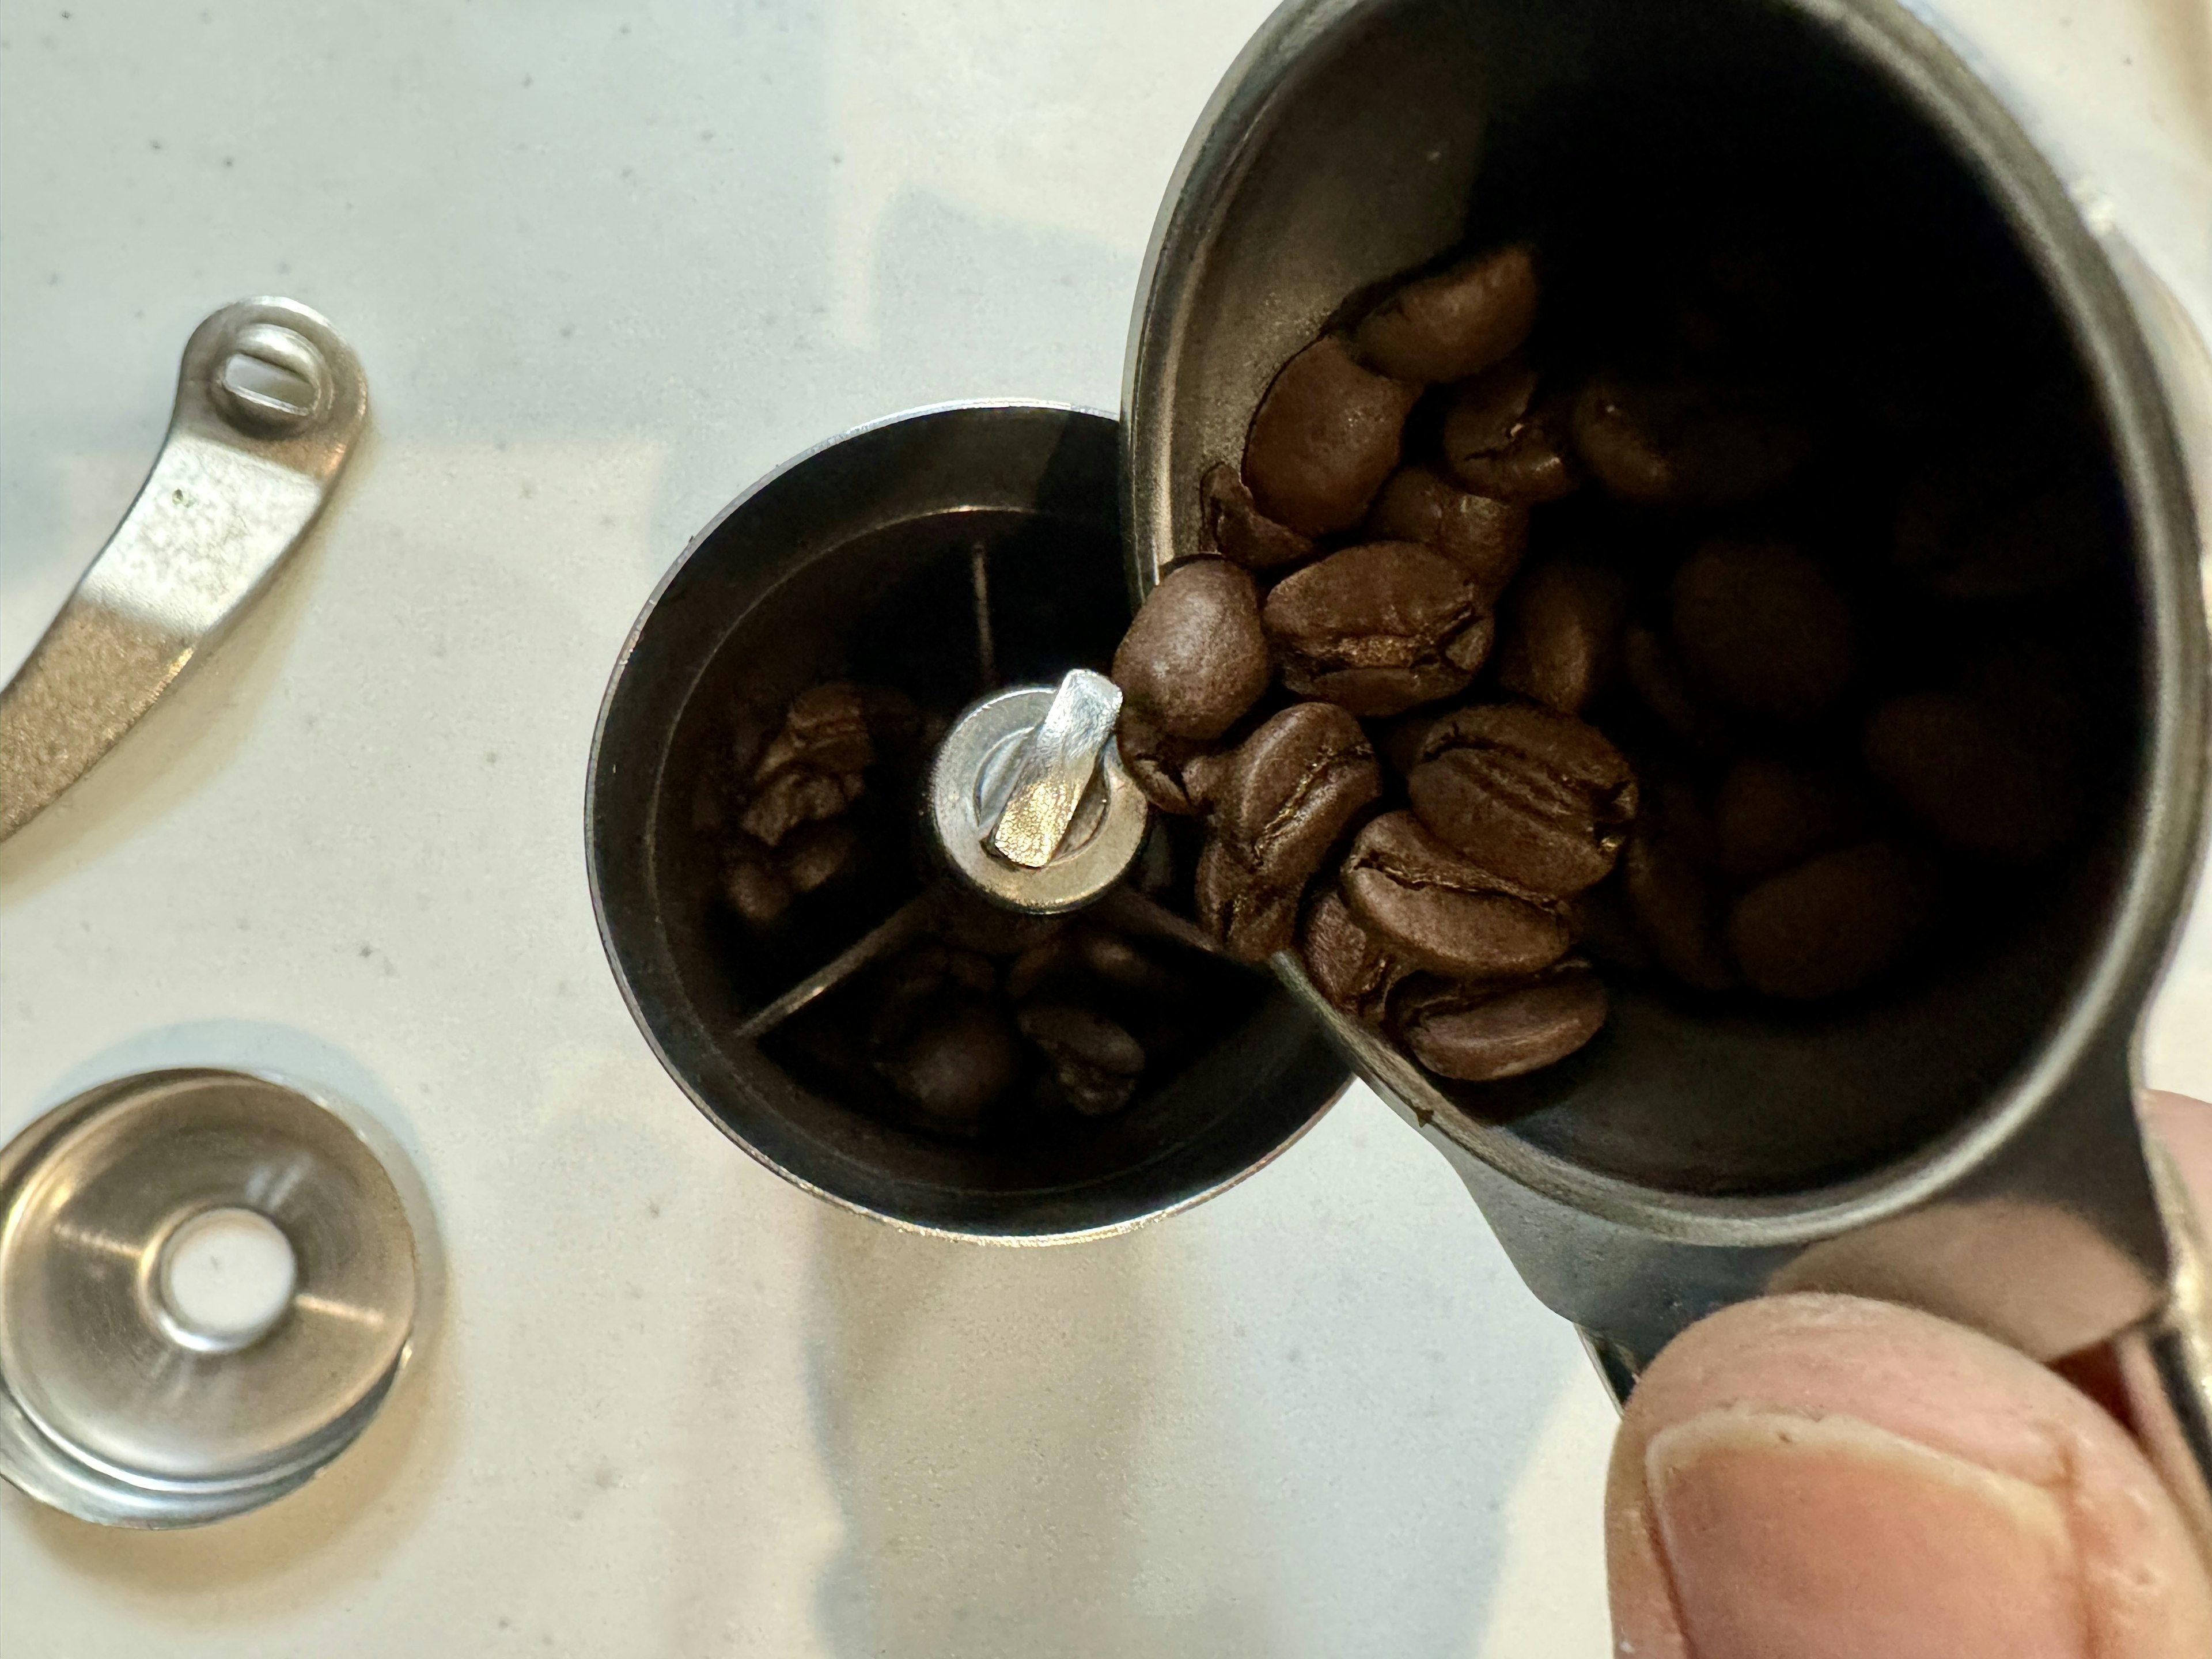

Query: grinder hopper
left=1123, top=0, right=2212, bottom=1546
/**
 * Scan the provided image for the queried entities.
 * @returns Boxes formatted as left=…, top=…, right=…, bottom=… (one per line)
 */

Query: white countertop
left=2, top=1, right=2209, bottom=1653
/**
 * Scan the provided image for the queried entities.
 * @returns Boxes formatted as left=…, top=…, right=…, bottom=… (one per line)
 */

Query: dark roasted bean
left=1300, top=884, right=1411, bottom=1025
left=1019, top=1005, right=1147, bottom=1117
left=1493, top=556, right=1630, bottom=715
left=1005, top=935, right=1080, bottom=1003
left=1242, top=336, right=1422, bottom=535
left=1190, top=703, right=1382, bottom=961
left=876, top=1000, right=1020, bottom=1134
left=1393, top=961, right=1607, bottom=1082
left=1353, top=244, right=1541, bottom=384
left=752, top=681, right=873, bottom=784
left=1671, top=541, right=1857, bottom=724
left=1340, top=810, right=1571, bottom=980
left=780, top=819, right=858, bottom=896
left=1714, top=757, right=1869, bottom=882
left=1570, top=377, right=1811, bottom=508
left=1441, top=366, right=1578, bottom=503
left=1113, top=706, right=1207, bottom=816
left=1074, top=927, right=1187, bottom=1000
left=1262, top=540, right=1494, bottom=717
left=1200, top=461, right=1317, bottom=570
left=1620, top=779, right=1736, bottom=993
left=724, top=858, right=793, bottom=927
left=737, top=683, right=873, bottom=847
left=1895, top=444, right=2107, bottom=599
left=1622, top=622, right=1733, bottom=757
left=1864, top=693, right=2077, bottom=865
left=1566, top=877, right=1656, bottom=977
left=1728, top=842, right=1939, bottom=1001
left=1365, top=465, right=1530, bottom=603
left=1405, top=703, right=1638, bottom=897
left=739, top=766, right=862, bottom=847
left=1112, top=558, right=1271, bottom=741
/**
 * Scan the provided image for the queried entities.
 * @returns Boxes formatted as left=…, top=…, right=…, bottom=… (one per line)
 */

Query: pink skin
left=1607, top=1092, right=2212, bottom=1658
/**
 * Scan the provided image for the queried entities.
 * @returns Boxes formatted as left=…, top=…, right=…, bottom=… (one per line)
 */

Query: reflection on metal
left=0, top=298, right=367, bottom=842
left=0, top=1069, right=421, bottom=1528
left=984, top=668, right=1124, bottom=870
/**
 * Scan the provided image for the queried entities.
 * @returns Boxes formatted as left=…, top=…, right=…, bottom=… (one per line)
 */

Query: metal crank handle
left=0, top=298, right=367, bottom=842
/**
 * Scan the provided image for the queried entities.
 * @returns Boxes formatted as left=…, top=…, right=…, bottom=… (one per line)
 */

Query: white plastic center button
left=158, top=1206, right=299, bottom=1352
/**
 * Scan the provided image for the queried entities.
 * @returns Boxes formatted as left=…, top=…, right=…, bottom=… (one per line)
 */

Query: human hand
left=1605, top=1092, right=2212, bottom=1658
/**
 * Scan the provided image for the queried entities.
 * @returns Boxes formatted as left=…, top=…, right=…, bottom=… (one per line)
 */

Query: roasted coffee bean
left=1728, top=841, right=1939, bottom=1001
left=1441, top=365, right=1578, bottom=504
left=1300, top=884, right=1410, bottom=1025
left=1005, top=934, right=1078, bottom=1002
left=1200, top=461, right=1316, bottom=570
left=1895, top=444, right=2107, bottom=599
left=1340, top=811, right=1571, bottom=980
left=1353, top=244, right=1540, bottom=384
left=1622, top=832, right=1735, bottom=992
left=1405, top=703, right=1637, bottom=897
left=1262, top=540, right=1495, bottom=717
left=1189, top=703, right=1383, bottom=961
left=739, top=681, right=873, bottom=847
left=1714, top=757, right=1869, bottom=882
left=752, top=681, right=872, bottom=785
left=1020, top=1005, right=1147, bottom=1117
left=1620, top=780, right=1736, bottom=993
left=1864, top=693, right=2077, bottom=865
left=1493, top=556, right=1630, bottom=715
left=724, top=857, right=794, bottom=927
left=1242, top=335, right=1422, bottom=535
left=1567, top=876, right=1656, bottom=977
left=740, top=768, right=858, bottom=848
left=1112, top=558, right=1271, bottom=740
left=1365, top=465, right=1530, bottom=602
left=1622, top=622, right=1733, bottom=757
left=876, top=999, right=1020, bottom=1134
left=1114, top=706, right=1207, bottom=816
left=1671, top=541, right=1857, bottom=724
left=1394, top=961, right=1607, bottom=1082
left=1075, top=927, right=1187, bottom=1000
left=1570, top=377, right=1811, bottom=508
left=780, top=818, right=859, bottom=896
left=1444, top=357, right=1540, bottom=453
left=872, top=945, right=999, bottom=1018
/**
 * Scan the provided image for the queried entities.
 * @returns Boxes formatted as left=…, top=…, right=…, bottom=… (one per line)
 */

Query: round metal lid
left=0, top=1068, right=419, bottom=1526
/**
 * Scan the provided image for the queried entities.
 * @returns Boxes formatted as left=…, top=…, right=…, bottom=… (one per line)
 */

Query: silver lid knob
left=929, top=669, right=1150, bottom=914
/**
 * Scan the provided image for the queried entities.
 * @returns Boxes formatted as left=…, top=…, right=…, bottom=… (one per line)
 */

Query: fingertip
left=2143, top=1090, right=2212, bottom=1214
left=1607, top=1293, right=2212, bottom=1658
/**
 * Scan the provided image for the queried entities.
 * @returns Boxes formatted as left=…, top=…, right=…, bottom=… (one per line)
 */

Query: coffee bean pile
left=791, top=888, right=1233, bottom=1140
left=720, top=681, right=881, bottom=927
left=1112, top=241, right=2100, bottom=1087
left=720, top=682, right=1252, bottom=1139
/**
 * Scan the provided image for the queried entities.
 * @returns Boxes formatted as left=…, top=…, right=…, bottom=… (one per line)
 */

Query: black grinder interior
left=589, top=406, right=1348, bottom=1237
